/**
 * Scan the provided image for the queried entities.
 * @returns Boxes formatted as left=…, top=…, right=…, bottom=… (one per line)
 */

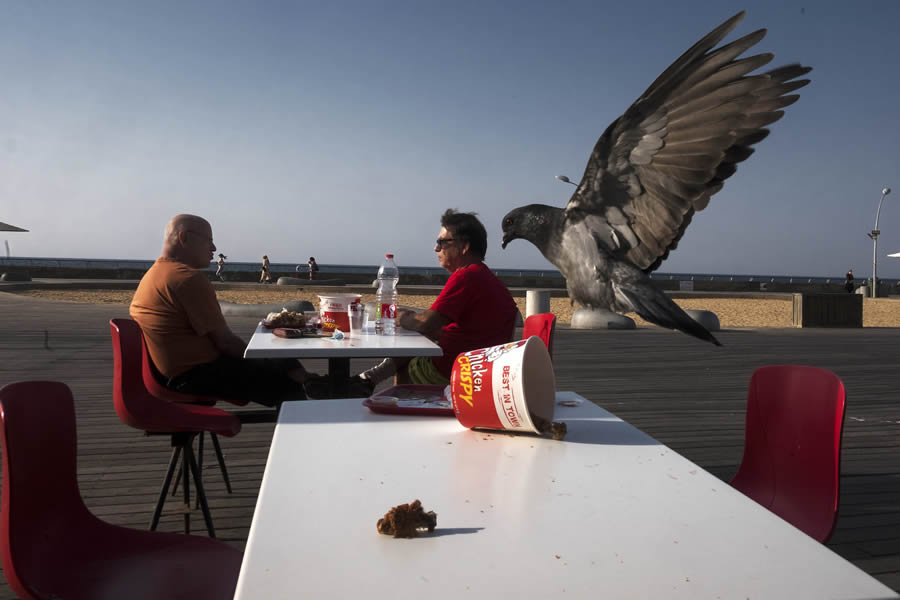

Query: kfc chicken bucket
left=450, top=337, right=555, bottom=433
left=317, top=294, right=362, bottom=333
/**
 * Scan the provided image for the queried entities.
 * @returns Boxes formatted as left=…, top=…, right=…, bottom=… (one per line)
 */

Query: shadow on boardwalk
left=0, top=291, right=898, bottom=596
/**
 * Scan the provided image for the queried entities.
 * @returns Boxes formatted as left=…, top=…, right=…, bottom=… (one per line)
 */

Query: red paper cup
left=450, top=337, right=555, bottom=433
left=318, top=294, right=361, bottom=333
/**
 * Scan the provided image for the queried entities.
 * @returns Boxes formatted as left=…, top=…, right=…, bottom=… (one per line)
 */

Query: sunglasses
left=434, top=237, right=456, bottom=249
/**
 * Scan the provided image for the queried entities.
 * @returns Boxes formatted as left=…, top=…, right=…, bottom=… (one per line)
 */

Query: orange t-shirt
left=130, top=257, right=227, bottom=378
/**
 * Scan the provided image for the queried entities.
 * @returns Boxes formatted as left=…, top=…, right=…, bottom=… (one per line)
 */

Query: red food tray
left=362, top=384, right=454, bottom=417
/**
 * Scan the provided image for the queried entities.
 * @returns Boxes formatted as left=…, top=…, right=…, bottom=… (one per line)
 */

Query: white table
left=234, top=393, right=898, bottom=600
left=243, top=322, right=441, bottom=396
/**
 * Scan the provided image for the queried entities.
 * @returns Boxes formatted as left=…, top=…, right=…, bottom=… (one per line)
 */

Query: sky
left=1, top=0, right=899, bottom=278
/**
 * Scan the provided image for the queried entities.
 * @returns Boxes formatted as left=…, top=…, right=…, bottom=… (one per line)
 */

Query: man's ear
left=461, top=239, right=471, bottom=255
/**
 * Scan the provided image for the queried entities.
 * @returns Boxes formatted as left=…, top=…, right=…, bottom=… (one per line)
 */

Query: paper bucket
left=318, top=294, right=361, bottom=333
left=450, top=337, right=555, bottom=433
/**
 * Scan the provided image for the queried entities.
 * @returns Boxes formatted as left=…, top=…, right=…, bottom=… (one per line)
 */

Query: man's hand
left=208, top=325, right=248, bottom=358
left=397, top=309, right=449, bottom=341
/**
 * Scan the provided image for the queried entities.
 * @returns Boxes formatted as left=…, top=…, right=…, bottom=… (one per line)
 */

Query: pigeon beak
left=501, top=232, right=515, bottom=250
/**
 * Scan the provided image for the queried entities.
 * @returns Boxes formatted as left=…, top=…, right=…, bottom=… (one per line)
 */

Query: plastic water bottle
left=375, top=254, right=399, bottom=335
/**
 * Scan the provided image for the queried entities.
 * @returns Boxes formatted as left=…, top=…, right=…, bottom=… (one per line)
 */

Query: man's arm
left=397, top=309, right=450, bottom=341
left=208, top=325, right=248, bottom=358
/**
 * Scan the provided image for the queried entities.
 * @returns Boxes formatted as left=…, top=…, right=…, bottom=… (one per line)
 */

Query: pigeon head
left=501, top=204, right=563, bottom=252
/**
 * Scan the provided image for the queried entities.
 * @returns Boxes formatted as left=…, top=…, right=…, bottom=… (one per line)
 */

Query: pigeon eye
left=504, top=218, right=513, bottom=226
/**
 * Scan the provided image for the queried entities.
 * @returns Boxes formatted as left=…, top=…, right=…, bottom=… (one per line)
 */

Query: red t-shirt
left=429, top=262, right=518, bottom=377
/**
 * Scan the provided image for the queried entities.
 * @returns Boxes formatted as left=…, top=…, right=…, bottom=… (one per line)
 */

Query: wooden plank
left=1, top=290, right=899, bottom=597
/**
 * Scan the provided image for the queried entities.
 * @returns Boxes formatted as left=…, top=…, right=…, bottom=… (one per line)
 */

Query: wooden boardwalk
left=1, top=290, right=899, bottom=596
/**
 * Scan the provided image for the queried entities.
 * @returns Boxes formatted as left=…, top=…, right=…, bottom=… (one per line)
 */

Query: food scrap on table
left=549, top=421, right=568, bottom=441
left=531, top=414, right=568, bottom=441
left=264, top=310, right=306, bottom=329
left=377, top=499, right=437, bottom=538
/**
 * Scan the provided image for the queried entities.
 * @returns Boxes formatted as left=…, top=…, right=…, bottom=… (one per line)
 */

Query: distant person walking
left=260, top=255, right=272, bottom=284
left=215, top=253, right=227, bottom=281
left=308, top=256, right=319, bottom=280
left=845, top=269, right=854, bottom=293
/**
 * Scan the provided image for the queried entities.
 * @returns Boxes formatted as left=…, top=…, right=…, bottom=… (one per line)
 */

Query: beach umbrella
left=1, top=222, right=27, bottom=258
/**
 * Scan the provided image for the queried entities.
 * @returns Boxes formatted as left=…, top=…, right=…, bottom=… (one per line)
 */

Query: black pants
left=166, top=356, right=306, bottom=407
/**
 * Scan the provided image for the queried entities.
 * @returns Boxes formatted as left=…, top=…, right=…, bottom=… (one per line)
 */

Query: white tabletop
left=243, top=322, right=443, bottom=359
left=234, top=393, right=898, bottom=600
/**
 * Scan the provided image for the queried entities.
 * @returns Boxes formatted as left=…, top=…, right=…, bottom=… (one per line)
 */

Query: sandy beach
left=13, top=288, right=900, bottom=328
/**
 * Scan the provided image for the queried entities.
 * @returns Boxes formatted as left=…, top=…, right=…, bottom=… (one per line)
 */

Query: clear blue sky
left=1, top=1, right=898, bottom=278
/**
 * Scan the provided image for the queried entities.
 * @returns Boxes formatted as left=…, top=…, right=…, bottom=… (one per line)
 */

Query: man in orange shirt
left=131, top=214, right=312, bottom=406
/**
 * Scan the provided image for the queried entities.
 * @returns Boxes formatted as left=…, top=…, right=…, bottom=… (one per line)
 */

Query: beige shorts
left=407, top=356, right=450, bottom=386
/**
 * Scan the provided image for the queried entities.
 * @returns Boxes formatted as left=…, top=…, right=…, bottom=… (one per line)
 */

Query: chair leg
left=150, top=444, right=182, bottom=531
left=186, top=441, right=216, bottom=538
left=198, top=431, right=204, bottom=473
left=182, top=440, right=191, bottom=535
left=210, top=433, right=233, bottom=494
left=172, top=462, right=181, bottom=496
left=171, top=432, right=202, bottom=497
left=196, top=432, right=205, bottom=509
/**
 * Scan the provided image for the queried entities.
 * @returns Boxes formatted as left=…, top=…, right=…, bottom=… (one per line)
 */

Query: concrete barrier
left=0, top=272, right=31, bottom=282
left=219, top=300, right=315, bottom=318
left=571, top=308, right=636, bottom=330
left=276, top=276, right=346, bottom=286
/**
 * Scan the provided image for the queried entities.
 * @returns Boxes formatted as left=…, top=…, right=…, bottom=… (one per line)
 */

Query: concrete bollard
left=570, top=308, right=636, bottom=330
left=526, top=289, right=551, bottom=318
left=685, top=309, right=720, bottom=332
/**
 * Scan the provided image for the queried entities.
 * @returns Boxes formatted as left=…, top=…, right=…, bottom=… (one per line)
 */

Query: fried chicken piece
left=376, top=499, right=437, bottom=538
left=531, top=413, right=568, bottom=441
left=549, top=421, right=568, bottom=441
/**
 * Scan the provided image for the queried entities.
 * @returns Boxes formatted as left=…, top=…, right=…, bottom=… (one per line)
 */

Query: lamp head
left=555, top=175, right=572, bottom=184
left=883, top=188, right=891, bottom=196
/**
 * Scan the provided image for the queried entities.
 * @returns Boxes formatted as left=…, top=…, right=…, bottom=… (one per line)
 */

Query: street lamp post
left=870, top=187, right=892, bottom=298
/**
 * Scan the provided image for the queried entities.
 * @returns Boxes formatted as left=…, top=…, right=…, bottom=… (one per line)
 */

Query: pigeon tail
left=614, top=282, right=722, bottom=346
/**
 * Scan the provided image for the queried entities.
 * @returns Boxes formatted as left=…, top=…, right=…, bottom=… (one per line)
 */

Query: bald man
left=130, top=214, right=313, bottom=406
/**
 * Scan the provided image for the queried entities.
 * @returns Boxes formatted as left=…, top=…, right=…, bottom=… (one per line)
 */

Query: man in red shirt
left=353, top=209, right=518, bottom=391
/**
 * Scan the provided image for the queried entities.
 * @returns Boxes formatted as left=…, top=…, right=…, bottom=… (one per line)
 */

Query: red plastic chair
left=110, top=318, right=241, bottom=537
left=137, top=323, right=247, bottom=497
left=0, top=381, right=242, bottom=600
left=729, top=365, right=847, bottom=543
left=523, top=313, right=557, bottom=358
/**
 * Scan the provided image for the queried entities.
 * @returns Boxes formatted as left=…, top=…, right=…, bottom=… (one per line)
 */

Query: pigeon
left=501, top=11, right=811, bottom=346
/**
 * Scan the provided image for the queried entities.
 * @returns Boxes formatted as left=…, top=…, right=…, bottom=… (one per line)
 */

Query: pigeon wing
left=565, top=11, right=811, bottom=273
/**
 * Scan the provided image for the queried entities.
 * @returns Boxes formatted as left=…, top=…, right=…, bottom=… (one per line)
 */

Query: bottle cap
left=385, top=254, right=394, bottom=258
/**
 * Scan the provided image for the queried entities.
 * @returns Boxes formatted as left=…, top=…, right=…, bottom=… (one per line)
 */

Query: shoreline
left=10, top=288, right=900, bottom=328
